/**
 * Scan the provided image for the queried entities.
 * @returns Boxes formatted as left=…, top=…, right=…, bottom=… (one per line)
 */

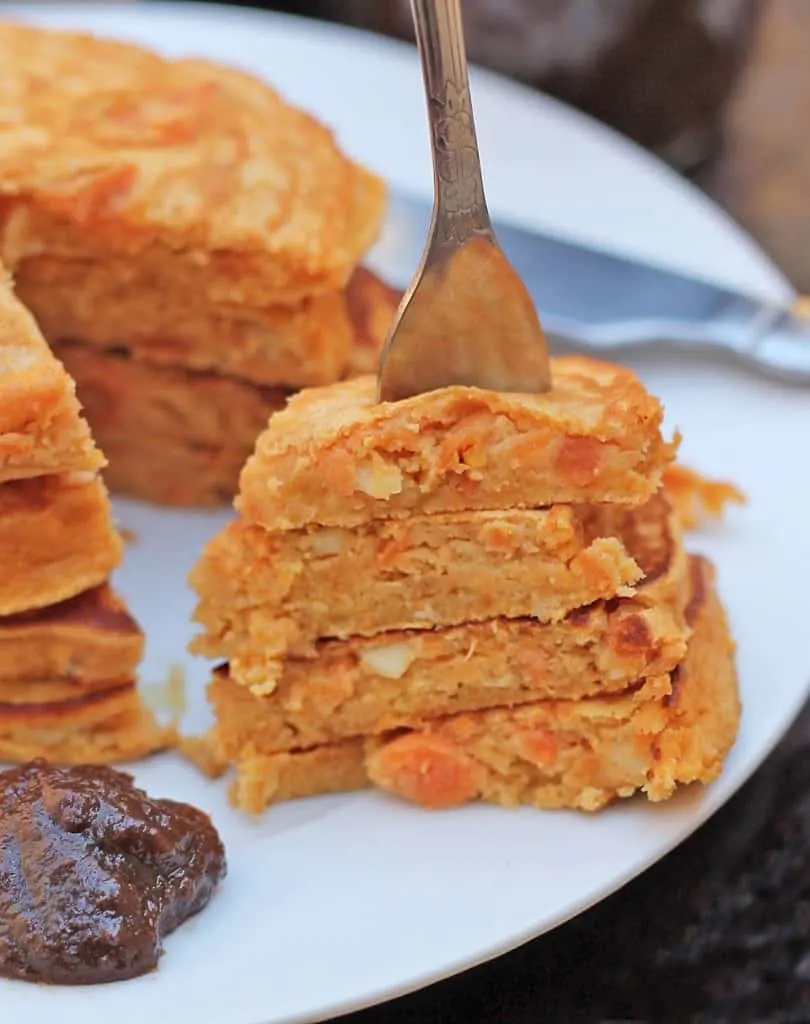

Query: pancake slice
left=0, top=582, right=167, bottom=764
left=19, top=263, right=397, bottom=389
left=206, top=508, right=690, bottom=751
left=0, top=679, right=173, bottom=765
left=194, top=492, right=684, bottom=695
left=0, top=584, right=142, bottom=683
left=0, top=474, right=123, bottom=615
left=226, top=557, right=739, bottom=813
left=49, top=267, right=399, bottom=506
left=237, top=358, right=679, bottom=531
left=52, top=341, right=290, bottom=507
left=0, top=266, right=102, bottom=482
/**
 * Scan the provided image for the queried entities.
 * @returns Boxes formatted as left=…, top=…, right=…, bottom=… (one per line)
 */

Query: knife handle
left=544, top=299, right=810, bottom=385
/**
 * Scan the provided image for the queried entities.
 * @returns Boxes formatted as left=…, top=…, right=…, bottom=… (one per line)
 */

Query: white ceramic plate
left=2, top=4, right=809, bottom=1023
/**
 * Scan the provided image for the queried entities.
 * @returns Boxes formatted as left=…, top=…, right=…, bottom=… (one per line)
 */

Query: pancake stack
left=190, top=358, right=741, bottom=814
left=0, top=23, right=396, bottom=507
left=0, top=270, right=168, bottom=763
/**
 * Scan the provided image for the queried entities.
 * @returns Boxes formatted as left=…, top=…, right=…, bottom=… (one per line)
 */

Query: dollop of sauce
left=0, top=760, right=226, bottom=985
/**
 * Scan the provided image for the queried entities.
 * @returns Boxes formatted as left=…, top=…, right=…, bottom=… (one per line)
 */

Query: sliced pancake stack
left=191, top=357, right=741, bottom=814
left=0, top=23, right=397, bottom=507
left=0, top=270, right=168, bottom=763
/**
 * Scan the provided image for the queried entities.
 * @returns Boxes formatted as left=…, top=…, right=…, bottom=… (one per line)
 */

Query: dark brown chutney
left=0, top=760, right=226, bottom=985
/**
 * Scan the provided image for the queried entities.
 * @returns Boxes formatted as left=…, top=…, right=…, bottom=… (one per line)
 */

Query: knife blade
left=368, top=190, right=810, bottom=385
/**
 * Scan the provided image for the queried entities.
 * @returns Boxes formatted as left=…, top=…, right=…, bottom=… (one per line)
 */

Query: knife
left=369, top=190, right=810, bottom=385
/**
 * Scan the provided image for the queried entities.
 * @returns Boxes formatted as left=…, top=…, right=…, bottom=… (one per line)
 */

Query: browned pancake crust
left=0, top=692, right=173, bottom=764
left=0, top=678, right=136, bottom=720
left=0, top=584, right=142, bottom=683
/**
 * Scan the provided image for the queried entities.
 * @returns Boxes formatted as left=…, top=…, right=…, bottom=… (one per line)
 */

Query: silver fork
left=377, top=0, right=552, bottom=402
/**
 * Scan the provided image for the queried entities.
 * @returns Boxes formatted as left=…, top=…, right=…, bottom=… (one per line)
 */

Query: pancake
left=0, top=474, right=123, bottom=615
left=0, top=678, right=173, bottom=764
left=340, top=268, right=402, bottom=378
left=0, top=23, right=385, bottom=305
left=50, top=268, right=399, bottom=507
left=192, top=492, right=682, bottom=691
left=0, top=586, right=163, bottom=764
left=0, top=584, right=142, bottom=683
left=237, top=357, right=679, bottom=531
left=18, top=264, right=397, bottom=388
left=205, top=498, right=689, bottom=750
left=0, top=265, right=101, bottom=482
left=226, top=557, right=739, bottom=813
left=52, top=341, right=289, bottom=507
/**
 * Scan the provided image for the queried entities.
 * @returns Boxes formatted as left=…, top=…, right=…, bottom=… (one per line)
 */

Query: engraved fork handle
left=410, top=0, right=494, bottom=247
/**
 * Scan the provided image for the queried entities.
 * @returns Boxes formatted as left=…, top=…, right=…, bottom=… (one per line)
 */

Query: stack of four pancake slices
left=191, top=362, right=742, bottom=814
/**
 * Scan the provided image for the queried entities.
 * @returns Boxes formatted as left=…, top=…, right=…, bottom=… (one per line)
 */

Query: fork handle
left=410, top=0, right=493, bottom=247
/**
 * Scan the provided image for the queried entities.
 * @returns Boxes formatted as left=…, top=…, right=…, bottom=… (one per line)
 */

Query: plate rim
left=0, top=6, right=806, bottom=1024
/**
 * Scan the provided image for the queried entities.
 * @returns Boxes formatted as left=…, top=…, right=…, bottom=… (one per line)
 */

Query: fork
left=377, top=0, right=552, bottom=402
